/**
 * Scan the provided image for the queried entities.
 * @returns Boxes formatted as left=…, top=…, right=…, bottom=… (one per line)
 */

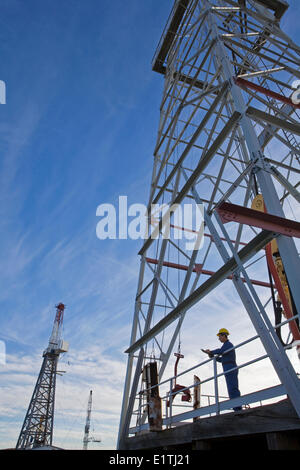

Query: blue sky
left=0, top=0, right=300, bottom=450
left=0, top=0, right=173, bottom=449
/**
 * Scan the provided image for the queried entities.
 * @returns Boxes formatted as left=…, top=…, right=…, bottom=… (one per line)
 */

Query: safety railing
left=129, top=314, right=300, bottom=434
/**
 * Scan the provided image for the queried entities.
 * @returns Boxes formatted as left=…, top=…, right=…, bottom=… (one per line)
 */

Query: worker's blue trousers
left=223, top=365, right=242, bottom=411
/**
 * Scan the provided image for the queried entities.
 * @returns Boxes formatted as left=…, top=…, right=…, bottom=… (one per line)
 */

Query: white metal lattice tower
left=118, top=0, right=300, bottom=448
left=82, top=390, right=101, bottom=449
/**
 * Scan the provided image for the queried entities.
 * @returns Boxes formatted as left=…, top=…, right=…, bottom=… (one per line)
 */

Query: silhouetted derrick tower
left=16, top=303, right=68, bottom=449
left=82, top=390, right=101, bottom=450
left=83, top=390, right=93, bottom=450
left=118, top=0, right=300, bottom=448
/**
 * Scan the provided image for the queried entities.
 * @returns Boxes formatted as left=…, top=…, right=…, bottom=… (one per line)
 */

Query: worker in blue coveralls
left=202, top=328, right=242, bottom=411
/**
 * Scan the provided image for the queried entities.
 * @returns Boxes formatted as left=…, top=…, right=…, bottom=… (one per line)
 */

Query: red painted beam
left=146, top=257, right=203, bottom=274
left=234, top=76, right=300, bottom=109
left=216, top=202, right=300, bottom=239
left=170, top=224, right=247, bottom=246
left=145, top=257, right=271, bottom=288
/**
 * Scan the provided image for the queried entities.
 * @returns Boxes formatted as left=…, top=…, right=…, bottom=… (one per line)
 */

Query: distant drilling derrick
left=83, top=390, right=93, bottom=450
left=16, top=303, right=69, bottom=449
left=118, top=0, right=300, bottom=449
left=83, top=390, right=101, bottom=450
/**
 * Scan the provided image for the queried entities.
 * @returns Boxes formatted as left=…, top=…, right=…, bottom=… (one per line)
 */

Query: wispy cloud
left=0, top=344, right=127, bottom=449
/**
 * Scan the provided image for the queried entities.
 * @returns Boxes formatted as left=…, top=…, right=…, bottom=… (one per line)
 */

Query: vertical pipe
left=213, top=357, right=220, bottom=415
left=169, top=377, right=174, bottom=426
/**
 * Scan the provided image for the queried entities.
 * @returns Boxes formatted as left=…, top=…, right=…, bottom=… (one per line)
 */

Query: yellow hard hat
left=217, top=328, right=229, bottom=336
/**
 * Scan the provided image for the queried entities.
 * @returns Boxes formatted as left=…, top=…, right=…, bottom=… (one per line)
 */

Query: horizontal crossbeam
left=217, top=202, right=300, bottom=238
left=145, top=257, right=271, bottom=287
left=235, top=77, right=300, bottom=109
left=246, top=106, right=300, bottom=136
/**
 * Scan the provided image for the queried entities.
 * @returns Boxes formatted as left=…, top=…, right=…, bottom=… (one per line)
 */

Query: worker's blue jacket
left=211, top=340, right=237, bottom=371
left=211, top=340, right=241, bottom=410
